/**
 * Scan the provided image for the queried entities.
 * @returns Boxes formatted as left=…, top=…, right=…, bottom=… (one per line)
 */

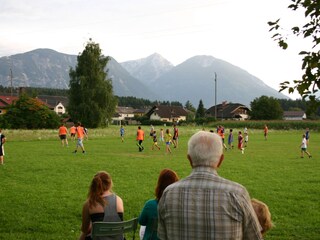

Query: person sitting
left=158, top=131, right=263, bottom=239
left=79, top=171, right=124, bottom=240
left=138, top=169, right=179, bottom=240
left=251, top=198, right=273, bottom=236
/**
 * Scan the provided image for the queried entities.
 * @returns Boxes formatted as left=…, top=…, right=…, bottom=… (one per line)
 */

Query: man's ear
left=187, top=154, right=193, bottom=167
left=217, top=154, right=224, bottom=168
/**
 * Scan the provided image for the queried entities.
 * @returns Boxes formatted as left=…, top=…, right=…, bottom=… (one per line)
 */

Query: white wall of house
left=54, top=102, right=66, bottom=115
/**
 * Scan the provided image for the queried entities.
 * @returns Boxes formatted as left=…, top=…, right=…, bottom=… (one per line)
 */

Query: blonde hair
left=251, top=198, right=273, bottom=235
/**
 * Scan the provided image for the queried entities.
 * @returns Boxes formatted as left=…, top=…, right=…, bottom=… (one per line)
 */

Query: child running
left=152, top=131, right=160, bottom=150
left=165, top=129, right=172, bottom=154
left=238, top=131, right=244, bottom=154
left=300, top=134, right=312, bottom=158
left=120, top=125, right=125, bottom=142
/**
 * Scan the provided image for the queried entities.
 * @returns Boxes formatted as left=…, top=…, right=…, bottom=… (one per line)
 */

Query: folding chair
left=92, top=217, right=138, bottom=240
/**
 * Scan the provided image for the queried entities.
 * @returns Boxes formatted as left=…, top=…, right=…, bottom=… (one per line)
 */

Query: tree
left=196, top=99, right=205, bottom=119
left=68, top=39, right=117, bottom=128
left=185, top=100, right=196, bottom=112
left=268, top=0, right=320, bottom=110
left=1, top=95, right=61, bottom=129
left=250, top=96, right=283, bottom=120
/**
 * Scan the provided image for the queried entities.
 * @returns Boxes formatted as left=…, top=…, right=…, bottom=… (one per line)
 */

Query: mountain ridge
left=0, top=49, right=288, bottom=107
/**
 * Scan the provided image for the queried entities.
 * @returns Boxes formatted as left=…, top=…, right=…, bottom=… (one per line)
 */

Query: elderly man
left=158, top=131, right=263, bottom=239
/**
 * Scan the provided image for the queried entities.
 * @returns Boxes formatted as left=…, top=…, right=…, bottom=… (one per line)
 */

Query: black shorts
left=60, top=135, right=67, bottom=140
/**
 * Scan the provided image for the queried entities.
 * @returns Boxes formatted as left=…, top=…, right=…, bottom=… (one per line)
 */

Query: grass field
left=0, top=125, right=319, bottom=240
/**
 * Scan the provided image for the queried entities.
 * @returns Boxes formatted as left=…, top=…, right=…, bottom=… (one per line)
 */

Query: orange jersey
left=136, top=129, right=144, bottom=140
left=76, top=126, right=85, bottom=139
left=70, top=126, right=76, bottom=134
left=59, top=126, right=68, bottom=135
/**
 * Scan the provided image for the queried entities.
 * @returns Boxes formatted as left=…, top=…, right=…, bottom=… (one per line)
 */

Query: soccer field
left=0, top=126, right=319, bottom=239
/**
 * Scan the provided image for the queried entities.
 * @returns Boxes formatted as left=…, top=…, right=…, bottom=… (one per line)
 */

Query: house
left=283, top=111, right=306, bottom=120
left=205, top=102, right=250, bottom=120
left=112, top=106, right=136, bottom=124
left=0, top=96, right=19, bottom=114
left=146, top=105, right=188, bottom=122
left=37, top=95, right=69, bottom=115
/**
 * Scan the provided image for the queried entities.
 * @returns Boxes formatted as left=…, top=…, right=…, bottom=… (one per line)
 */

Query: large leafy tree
left=250, top=95, right=283, bottom=120
left=268, top=0, right=320, bottom=109
left=68, top=39, right=117, bottom=128
left=1, top=95, right=61, bottom=129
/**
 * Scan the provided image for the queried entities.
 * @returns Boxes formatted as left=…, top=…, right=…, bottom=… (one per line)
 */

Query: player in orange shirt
left=74, top=122, right=86, bottom=154
left=70, top=124, right=76, bottom=141
left=136, top=126, right=145, bottom=152
left=58, top=123, right=68, bottom=147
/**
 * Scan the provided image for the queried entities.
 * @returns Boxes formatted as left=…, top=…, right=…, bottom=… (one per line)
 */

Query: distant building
left=37, top=95, right=69, bottom=115
left=146, top=105, right=188, bottom=122
left=0, top=96, right=19, bottom=114
left=205, top=102, right=250, bottom=120
left=283, top=111, right=306, bottom=121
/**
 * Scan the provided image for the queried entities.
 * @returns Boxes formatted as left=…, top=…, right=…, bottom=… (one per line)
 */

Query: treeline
left=0, top=86, right=68, bottom=96
left=0, top=86, right=315, bottom=113
left=115, top=96, right=183, bottom=109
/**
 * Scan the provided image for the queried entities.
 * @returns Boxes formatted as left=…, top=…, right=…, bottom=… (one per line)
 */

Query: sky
left=0, top=0, right=309, bottom=99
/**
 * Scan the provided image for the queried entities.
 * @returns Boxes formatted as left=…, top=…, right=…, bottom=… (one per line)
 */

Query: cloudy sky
left=0, top=0, right=309, bottom=99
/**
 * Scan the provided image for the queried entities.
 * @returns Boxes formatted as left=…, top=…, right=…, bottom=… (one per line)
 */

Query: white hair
left=188, top=131, right=223, bottom=167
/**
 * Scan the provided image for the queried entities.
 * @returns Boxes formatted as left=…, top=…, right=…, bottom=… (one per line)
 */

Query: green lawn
left=0, top=126, right=319, bottom=239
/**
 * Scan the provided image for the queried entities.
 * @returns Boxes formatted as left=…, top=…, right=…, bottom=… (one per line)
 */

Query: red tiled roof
left=0, top=96, right=19, bottom=105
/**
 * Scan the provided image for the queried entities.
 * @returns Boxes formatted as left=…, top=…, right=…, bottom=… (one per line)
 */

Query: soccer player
left=0, top=129, right=6, bottom=165
left=120, top=125, right=125, bottom=142
left=58, top=123, right=68, bottom=147
left=70, top=124, right=76, bottom=141
left=152, top=131, right=160, bottom=150
left=74, top=122, right=86, bottom=154
left=300, top=134, right=311, bottom=158
left=136, top=126, right=145, bottom=152
left=238, top=131, right=244, bottom=154
left=165, top=129, right=172, bottom=154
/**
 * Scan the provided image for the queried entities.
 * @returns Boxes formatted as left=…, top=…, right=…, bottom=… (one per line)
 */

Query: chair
left=92, top=217, right=138, bottom=240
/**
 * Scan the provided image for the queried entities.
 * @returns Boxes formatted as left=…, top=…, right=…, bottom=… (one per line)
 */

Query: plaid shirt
left=158, top=166, right=263, bottom=240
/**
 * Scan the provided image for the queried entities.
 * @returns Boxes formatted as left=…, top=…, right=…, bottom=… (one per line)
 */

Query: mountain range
left=0, top=48, right=288, bottom=107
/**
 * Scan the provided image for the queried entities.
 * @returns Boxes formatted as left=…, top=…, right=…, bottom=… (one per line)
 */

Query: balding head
left=187, top=131, right=223, bottom=168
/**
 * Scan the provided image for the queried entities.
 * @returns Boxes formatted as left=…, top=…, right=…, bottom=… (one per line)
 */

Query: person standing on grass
left=300, top=134, right=312, bottom=158
left=0, top=129, right=6, bottom=165
left=74, top=122, right=86, bottom=154
left=305, top=127, right=310, bottom=145
left=159, top=128, right=164, bottom=144
left=137, top=126, right=145, bottom=152
left=139, top=169, right=179, bottom=240
left=151, top=131, right=161, bottom=151
left=238, top=131, right=245, bottom=154
left=120, top=125, right=125, bottom=142
left=172, top=124, right=179, bottom=148
left=58, top=123, right=68, bottom=147
left=244, top=132, right=249, bottom=147
left=70, top=124, right=76, bottom=141
left=228, top=129, right=234, bottom=149
left=165, top=129, right=172, bottom=154
left=264, top=124, right=268, bottom=140
left=79, top=171, right=124, bottom=240
left=158, top=131, right=263, bottom=240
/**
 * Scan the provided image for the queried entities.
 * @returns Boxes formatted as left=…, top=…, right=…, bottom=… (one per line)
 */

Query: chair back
left=92, top=217, right=138, bottom=240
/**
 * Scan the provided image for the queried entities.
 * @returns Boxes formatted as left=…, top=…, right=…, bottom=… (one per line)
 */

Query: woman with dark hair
left=79, top=171, right=124, bottom=240
left=139, top=169, right=179, bottom=240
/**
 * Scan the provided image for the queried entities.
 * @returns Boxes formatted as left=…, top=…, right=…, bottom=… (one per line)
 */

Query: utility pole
left=10, top=68, right=13, bottom=96
left=214, top=72, right=217, bottom=119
